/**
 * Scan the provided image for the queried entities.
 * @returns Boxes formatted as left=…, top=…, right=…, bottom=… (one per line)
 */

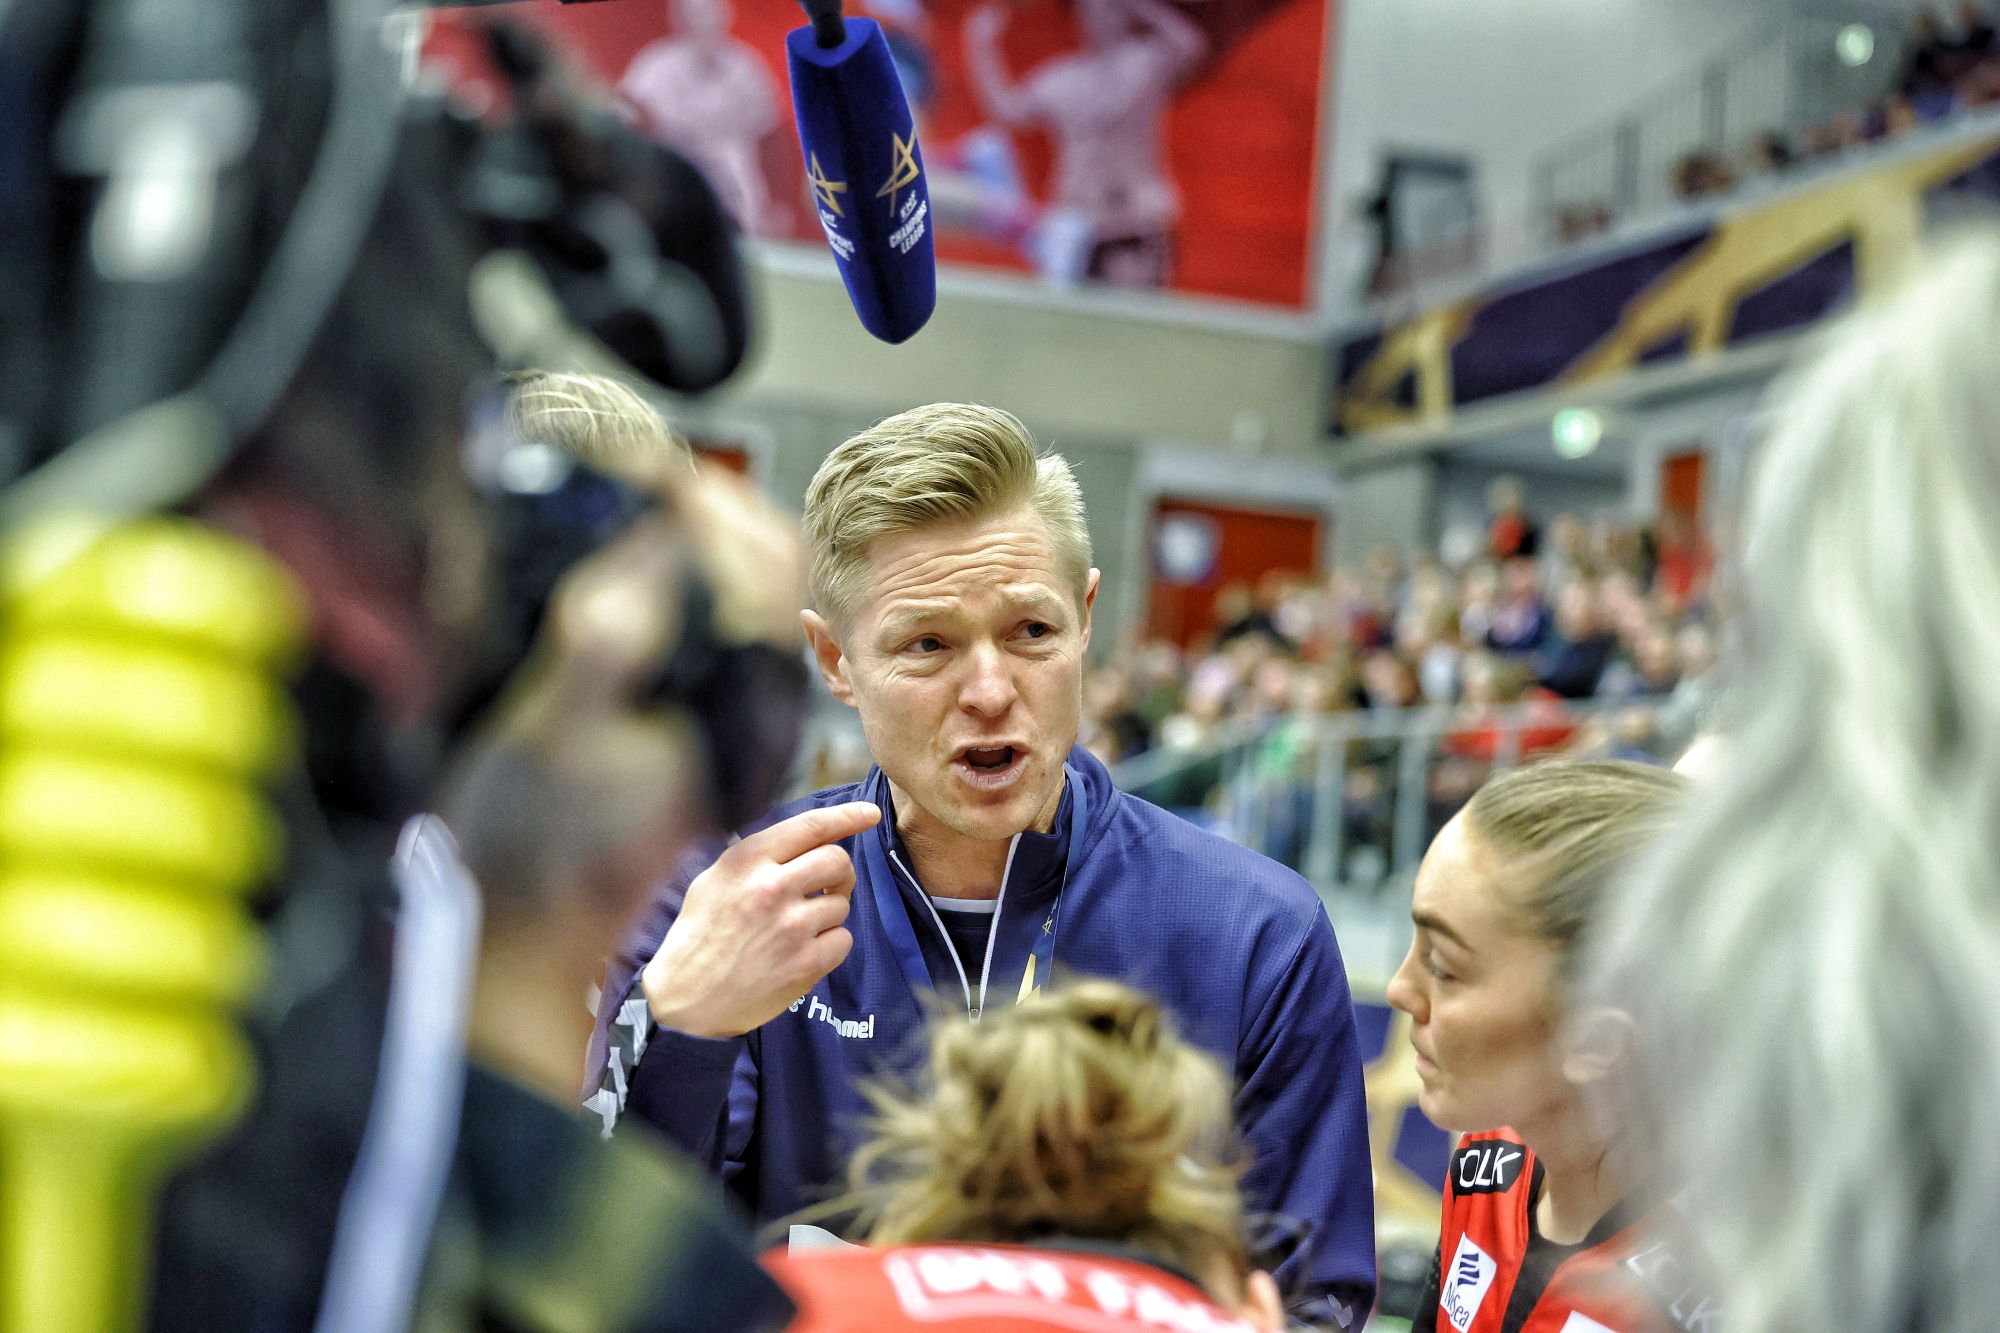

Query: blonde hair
left=1462, top=760, right=1688, bottom=980
left=802, top=403, right=1092, bottom=628
left=505, top=370, right=695, bottom=481
left=1585, top=234, right=2000, bottom=1332
left=845, top=982, right=1251, bottom=1301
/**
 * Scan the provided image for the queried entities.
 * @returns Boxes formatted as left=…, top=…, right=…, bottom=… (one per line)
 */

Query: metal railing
left=1114, top=697, right=1679, bottom=888
left=1528, top=12, right=1893, bottom=246
left=1113, top=698, right=1691, bottom=981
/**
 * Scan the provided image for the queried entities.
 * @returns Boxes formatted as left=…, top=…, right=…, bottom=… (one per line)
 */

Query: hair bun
left=847, top=981, right=1248, bottom=1289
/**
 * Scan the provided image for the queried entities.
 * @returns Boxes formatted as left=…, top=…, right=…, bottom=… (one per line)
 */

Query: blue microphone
left=786, top=9, right=937, bottom=343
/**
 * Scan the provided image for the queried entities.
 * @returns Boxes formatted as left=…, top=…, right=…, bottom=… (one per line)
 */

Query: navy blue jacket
left=586, top=746, right=1376, bottom=1323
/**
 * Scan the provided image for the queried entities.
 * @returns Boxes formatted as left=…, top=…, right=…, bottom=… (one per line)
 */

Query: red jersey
left=767, top=1242, right=1262, bottom=1333
left=1414, top=1129, right=1716, bottom=1333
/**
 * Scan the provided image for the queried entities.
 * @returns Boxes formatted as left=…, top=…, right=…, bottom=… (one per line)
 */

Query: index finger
left=734, top=801, right=883, bottom=864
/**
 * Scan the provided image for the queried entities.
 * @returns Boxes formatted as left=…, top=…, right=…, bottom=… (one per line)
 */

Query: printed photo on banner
left=425, top=0, right=1333, bottom=308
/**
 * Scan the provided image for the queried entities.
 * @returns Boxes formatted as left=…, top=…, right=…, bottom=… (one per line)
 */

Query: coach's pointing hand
left=641, top=801, right=883, bottom=1039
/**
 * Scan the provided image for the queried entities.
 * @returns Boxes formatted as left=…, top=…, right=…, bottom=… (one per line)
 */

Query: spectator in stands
left=1130, top=639, right=1187, bottom=732
left=1406, top=552, right=1451, bottom=609
left=1155, top=672, right=1231, bottom=752
left=1329, top=566, right=1393, bottom=651
left=1744, top=130, right=1796, bottom=175
left=1243, top=656, right=1299, bottom=725
left=1900, top=10, right=1958, bottom=113
left=1554, top=201, right=1613, bottom=245
left=1651, top=622, right=1719, bottom=754
left=1862, top=98, right=1894, bottom=142
left=1445, top=653, right=1575, bottom=767
left=1486, top=476, right=1540, bottom=559
left=1269, top=572, right=1321, bottom=648
left=1586, top=234, right=2000, bottom=1333
left=1362, top=648, right=1421, bottom=711
left=1084, top=506, right=1720, bottom=802
left=1539, top=512, right=1588, bottom=593
left=1081, top=666, right=1153, bottom=763
left=1883, top=92, right=1922, bottom=138
left=1656, top=9, right=2000, bottom=220
left=1539, top=580, right=1617, bottom=700
left=1953, top=2, right=2000, bottom=102
left=1401, top=606, right=1465, bottom=705
left=1594, top=569, right=1648, bottom=642
left=1800, top=122, right=1843, bottom=160
left=1457, top=560, right=1501, bottom=648
left=1601, top=620, right=1680, bottom=700
left=1599, top=705, right=1669, bottom=764
left=1959, top=2, right=1996, bottom=53
left=771, top=981, right=1286, bottom=1331
left=1831, top=107, right=1872, bottom=150
left=1651, top=510, right=1713, bottom=614
left=1564, top=619, right=1710, bottom=764
left=1486, top=556, right=1553, bottom=656
left=1588, top=517, right=1651, bottom=584
left=1945, top=1, right=1997, bottom=80
left=1672, top=151, right=1736, bottom=201
left=1212, top=582, right=1284, bottom=651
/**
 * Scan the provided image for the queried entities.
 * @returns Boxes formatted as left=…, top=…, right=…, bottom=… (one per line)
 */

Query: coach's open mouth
left=954, top=744, right=1026, bottom=789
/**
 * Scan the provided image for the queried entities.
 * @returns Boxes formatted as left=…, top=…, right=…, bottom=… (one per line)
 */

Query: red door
left=1146, top=498, right=1322, bottom=649
left=1660, top=448, right=1705, bottom=525
left=1656, top=448, right=1711, bottom=609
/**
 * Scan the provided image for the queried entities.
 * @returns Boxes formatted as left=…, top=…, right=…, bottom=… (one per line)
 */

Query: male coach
left=587, top=404, right=1376, bottom=1323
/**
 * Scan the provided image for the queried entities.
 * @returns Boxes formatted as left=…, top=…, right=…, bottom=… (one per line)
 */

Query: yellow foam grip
left=0, top=515, right=305, bottom=1333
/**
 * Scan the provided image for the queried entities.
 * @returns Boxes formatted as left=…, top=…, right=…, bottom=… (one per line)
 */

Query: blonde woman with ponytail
left=767, top=981, right=1286, bottom=1332
left=1388, top=760, right=1702, bottom=1333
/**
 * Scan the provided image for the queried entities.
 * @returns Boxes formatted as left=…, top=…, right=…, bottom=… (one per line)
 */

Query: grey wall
left=1324, top=0, right=1780, bottom=296
left=1331, top=460, right=1437, bottom=566
left=712, top=255, right=1332, bottom=455
left=1435, top=459, right=1629, bottom=547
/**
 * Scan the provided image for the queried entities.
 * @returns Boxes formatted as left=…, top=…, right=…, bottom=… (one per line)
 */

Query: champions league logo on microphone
left=878, top=132, right=928, bottom=257
left=877, top=131, right=920, bottom=212
left=808, top=154, right=856, bottom=261
left=786, top=13, right=937, bottom=341
left=808, top=154, right=847, bottom=217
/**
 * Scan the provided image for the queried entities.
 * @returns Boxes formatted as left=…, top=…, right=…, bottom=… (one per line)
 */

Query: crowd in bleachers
left=1080, top=482, right=1720, bottom=876
left=1553, top=5, right=2000, bottom=244
left=1694, top=6, right=1999, bottom=193
left=1086, top=482, right=1720, bottom=771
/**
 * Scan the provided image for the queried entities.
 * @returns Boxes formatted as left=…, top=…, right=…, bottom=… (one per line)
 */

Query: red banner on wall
left=427, top=0, right=1331, bottom=308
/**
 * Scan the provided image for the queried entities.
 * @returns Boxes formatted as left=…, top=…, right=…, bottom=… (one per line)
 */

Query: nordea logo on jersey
left=1452, top=1140, right=1526, bottom=1194
left=1442, top=1235, right=1498, bottom=1332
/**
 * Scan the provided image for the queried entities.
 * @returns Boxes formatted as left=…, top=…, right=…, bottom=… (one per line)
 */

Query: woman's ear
left=1241, top=1270, right=1284, bottom=1332
left=1561, top=1005, right=1637, bottom=1088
